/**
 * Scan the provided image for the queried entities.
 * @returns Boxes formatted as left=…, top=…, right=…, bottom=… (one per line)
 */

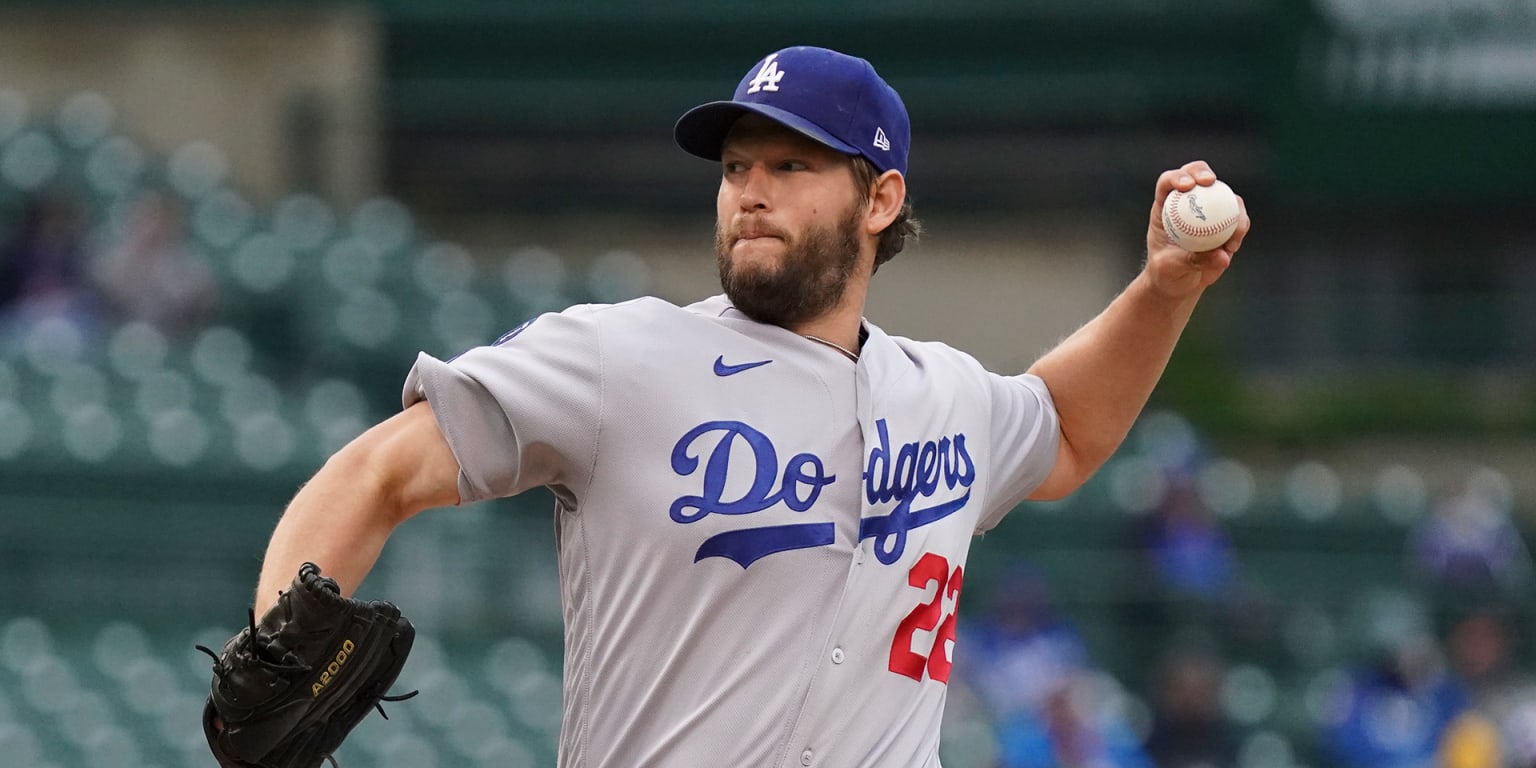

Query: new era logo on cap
left=674, top=46, right=911, bottom=176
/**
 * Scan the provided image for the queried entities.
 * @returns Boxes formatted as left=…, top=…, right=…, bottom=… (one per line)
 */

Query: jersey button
left=830, top=647, right=845, bottom=664
left=801, top=748, right=814, bottom=766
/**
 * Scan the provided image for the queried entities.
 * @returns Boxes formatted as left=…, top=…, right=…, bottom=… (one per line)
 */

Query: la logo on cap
left=747, top=54, right=786, bottom=94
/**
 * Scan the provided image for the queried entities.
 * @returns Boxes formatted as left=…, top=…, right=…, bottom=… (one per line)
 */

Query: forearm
left=1027, top=270, right=1203, bottom=480
left=253, top=402, right=460, bottom=613
left=254, top=449, right=405, bottom=613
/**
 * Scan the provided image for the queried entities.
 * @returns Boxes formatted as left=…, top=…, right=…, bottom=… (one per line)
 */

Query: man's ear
left=865, top=170, right=905, bottom=235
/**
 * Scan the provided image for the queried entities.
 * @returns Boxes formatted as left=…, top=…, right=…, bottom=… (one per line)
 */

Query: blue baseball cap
left=675, top=46, right=910, bottom=176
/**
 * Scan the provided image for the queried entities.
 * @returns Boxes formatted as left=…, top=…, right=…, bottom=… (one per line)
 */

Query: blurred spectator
left=1448, top=609, right=1524, bottom=711
left=959, top=565, right=1089, bottom=716
left=1442, top=608, right=1536, bottom=768
left=1407, top=469, right=1532, bottom=596
left=1141, top=647, right=1239, bottom=768
left=90, top=190, right=217, bottom=335
left=1118, top=471, right=1274, bottom=659
left=1320, top=633, right=1472, bottom=768
left=0, top=192, right=100, bottom=334
left=993, top=676, right=1153, bottom=768
left=1130, top=478, right=1237, bottom=604
left=956, top=565, right=1152, bottom=768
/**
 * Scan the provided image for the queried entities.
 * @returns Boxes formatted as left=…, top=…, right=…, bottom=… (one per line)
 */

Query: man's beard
left=715, top=206, right=862, bottom=329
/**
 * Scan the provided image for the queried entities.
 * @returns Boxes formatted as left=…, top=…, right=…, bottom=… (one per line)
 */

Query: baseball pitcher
left=201, top=45, right=1249, bottom=768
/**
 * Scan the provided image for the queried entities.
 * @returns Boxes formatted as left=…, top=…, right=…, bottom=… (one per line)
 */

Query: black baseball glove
left=197, top=563, right=417, bottom=768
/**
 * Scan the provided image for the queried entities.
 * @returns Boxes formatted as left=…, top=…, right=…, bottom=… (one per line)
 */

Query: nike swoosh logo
left=713, top=356, right=772, bottom=376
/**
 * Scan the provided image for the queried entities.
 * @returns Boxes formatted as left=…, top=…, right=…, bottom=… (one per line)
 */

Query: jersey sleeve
left=401, top=306, right=603, bottom=504
left=976, top=372, right=1061, bottom=532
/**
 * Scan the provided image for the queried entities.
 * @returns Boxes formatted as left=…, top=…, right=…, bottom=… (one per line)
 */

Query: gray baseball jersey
left=402, top=294, right=1060, bottom=768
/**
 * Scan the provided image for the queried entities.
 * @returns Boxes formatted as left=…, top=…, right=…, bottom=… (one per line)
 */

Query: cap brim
left=674, top=100, right=861, bottom=162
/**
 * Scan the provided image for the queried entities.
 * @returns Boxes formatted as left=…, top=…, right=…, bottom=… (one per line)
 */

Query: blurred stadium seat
left=0, top=91, right=580, bottom=756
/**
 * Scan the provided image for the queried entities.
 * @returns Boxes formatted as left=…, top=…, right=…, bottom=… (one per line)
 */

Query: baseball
left=1161, top=179, right=1241, bottom=253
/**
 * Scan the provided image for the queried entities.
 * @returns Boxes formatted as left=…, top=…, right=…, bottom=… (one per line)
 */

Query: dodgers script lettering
left=860, top=419, right=976, bottom=564
left=668, top=418, right=977, bottom=568
left=670, top=420, right=837, bottom=567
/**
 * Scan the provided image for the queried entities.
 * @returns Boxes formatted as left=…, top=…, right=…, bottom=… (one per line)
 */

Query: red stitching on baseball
left=1167, top=192, right=1237, bottom=238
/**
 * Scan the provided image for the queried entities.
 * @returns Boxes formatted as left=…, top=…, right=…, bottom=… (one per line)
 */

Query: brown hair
left=850, top=157, right=920, bottom=272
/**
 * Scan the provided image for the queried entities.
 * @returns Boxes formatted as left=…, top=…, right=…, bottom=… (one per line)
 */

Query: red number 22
left=887, top=552, right=964, bottom=683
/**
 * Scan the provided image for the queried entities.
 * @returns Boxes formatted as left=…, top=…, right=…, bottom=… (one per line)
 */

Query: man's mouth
left=733, top=216, right=786, bottom=242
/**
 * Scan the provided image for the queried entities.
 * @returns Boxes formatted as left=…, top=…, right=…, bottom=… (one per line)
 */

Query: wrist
left=1133, top=265, right=1206, bottom=313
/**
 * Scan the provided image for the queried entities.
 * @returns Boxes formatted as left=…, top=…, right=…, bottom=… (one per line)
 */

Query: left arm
left=1025, top=161, right=1250, bottom=500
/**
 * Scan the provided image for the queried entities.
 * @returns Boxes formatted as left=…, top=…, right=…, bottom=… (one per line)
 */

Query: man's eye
left=779, top=161, right=806, bottom=172
left=723, top=161, right=747, bottom=174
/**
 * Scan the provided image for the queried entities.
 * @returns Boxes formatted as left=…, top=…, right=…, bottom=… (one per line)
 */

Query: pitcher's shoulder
left=572, top=295, right=719, bottom=321
left=580, top=295, right=755, bottom=332
left=870, top=325, right=988, bottom=374
left=574, top=296, right=747, bottom=348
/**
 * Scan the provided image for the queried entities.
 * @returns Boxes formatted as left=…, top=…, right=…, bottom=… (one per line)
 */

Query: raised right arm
left=253, top=400, right=460, bottom=614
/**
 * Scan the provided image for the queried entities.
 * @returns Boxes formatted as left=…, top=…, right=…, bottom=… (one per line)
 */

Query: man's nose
left=738, top=165, right=771, bottom=211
